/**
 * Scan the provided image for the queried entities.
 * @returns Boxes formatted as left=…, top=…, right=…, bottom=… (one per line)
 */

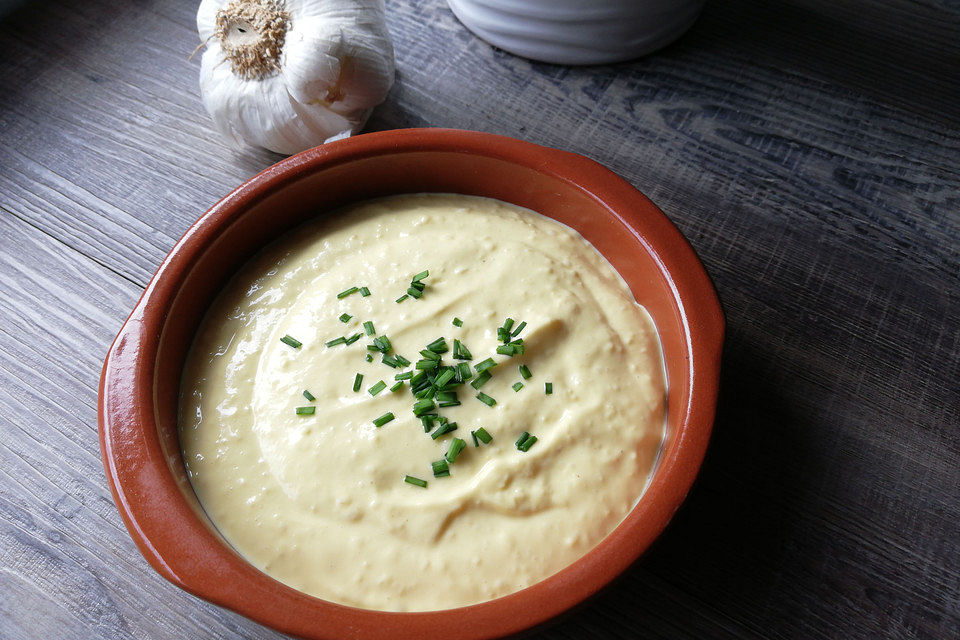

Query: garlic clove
left=201, top=38, right=353, bottom=155
left=282, top=14, right=394, bottom=113
left=197, top=0, right=220, bottom=42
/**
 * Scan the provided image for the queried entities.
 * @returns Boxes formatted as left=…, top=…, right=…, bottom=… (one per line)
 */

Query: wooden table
left=2, top=0, right=957, bottom=638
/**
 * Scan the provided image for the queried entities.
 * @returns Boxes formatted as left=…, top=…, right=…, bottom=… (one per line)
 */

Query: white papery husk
left=197, top=0, right=395, bottom=155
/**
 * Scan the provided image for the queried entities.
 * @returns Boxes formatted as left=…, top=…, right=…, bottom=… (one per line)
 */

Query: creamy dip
left=179, top=194, right=665, bottom=612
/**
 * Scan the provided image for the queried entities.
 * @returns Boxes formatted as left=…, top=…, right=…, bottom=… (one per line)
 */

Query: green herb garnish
left=344, top=333, right=362, bottom=345
left=412, top=270, right=430, bottom=282
left=446, top=438, right=466, bottom=464
left=396, top=294, right=409, bottom=303
left=302, top=389, right=315, bottom=401
left=325, top=337, right=347, bottom=347
left=476, top=392, right=496, bottom=407
left=373, top=412, right=395, bottom=428
left=475, top=427, right=493, bottom=444
left=426, top=337, right=448, bottom=353
left=432, top=459, right=450, bottom=477
left=363, top=321, right=375, bottom=335
left=475, top=358, right=497, bottom=372
left=452, top=317, right=463, bottom=327
left=390, top=380, right=404, bottom=393
left=545, top=382, right=553, bottom=395
left=511, top=321, right=527, bottom=337
left=337, top=286, right=359, bottom=299
left=470, top=370, right=492, bottom=389
left=404, top=474, right=427, bottom=488
left=517, top=433, right=538, bottom=452
left=339, top=313, right=352, bottom=323
left=281, top=335, right=302, bottom=349
left=431, top=421, right=458, bottom=439
left=353, top=373, right=363, bottom=392
left=395, top=371, right=414, bottom=380
left=368, top=380, right=387, bottom=396
left=512, top=382, right=524, bottom=392
left=519, top=364, right=532, bottom=379
left=295, top=406, right=315, bottom=415
left=413, top=398, right=436, bottom=416
left=360, top=287, right=371, bottom=297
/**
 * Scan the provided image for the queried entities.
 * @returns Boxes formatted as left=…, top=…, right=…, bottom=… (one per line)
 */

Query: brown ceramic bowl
left=99, top=128, right=723, bottom=639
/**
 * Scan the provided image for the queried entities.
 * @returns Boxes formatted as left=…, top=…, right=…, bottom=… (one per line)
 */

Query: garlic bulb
left=197, top=0, right=395, bottom=155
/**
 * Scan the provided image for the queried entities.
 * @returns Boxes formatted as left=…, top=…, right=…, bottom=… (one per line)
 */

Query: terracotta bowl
left=99, top=128, right=723, bottom=639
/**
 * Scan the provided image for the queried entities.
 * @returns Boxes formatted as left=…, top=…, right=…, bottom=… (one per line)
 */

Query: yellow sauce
left=179, top=194, right=665, bottom=611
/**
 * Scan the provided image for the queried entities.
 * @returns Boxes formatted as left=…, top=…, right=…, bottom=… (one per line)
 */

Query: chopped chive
left=353, top=373, right=363, bottom=392
left=426, top=337, right=448, bottom=353
left=512, top=382, right=524, bottom=392
left=372, top=335, right=393, bottom=353
left=367, top=345, right=381, bottom=351
left=457, top=362, right=473, bottom=382
left=497, top=327, right=509, bottom=343
left=421, top=414, right=436, bottom=432
left=519, top=364, right=532, bottom=379
left=476, top=392, right=496, bottom=407
left=381, top=355, right=400, bottom=368
left=368, top=380, right=387, bottom=396
left=475, top=358, right=497, bottom=372
left=431, top=421, right=458, bottom=439
left=395, top=371, right=414, bottom=380
left=395, top=354, right=411, bottom=367
left=325, top=337, right=347, bottom=347
left=404, top=474, right=427, bottom=488
left=411, top=371, right=429, bottom=387
left=359, top=286, right=371, bottom=297
left=344, top=332, right=363, bottom=345
left=545, top=382, right=553, bottom=395
left=471, top=431, right=479, bottom=447
left=453, top=339, right=473, bottom=360
left=470, top=371, right=492, bottom=389
left=337, top=286, right=359, bottom=299
left=475, top=427, right=493, bottom=444
left=515, top=431, right=530, bottom=448
left=339, top=313, right=352, bottom=323
left=372, top=412, right=395, bottom=427
left=365, top=354, right=373, bottom=362
left=413, top=398, right=436, bottom=416
left=502, top=317, right=515, bottom=333
left=432, top=459, right=450, bottom=477
left=419, top=349, right=441, bottom=361
left=415, top=386, right=436, bottom=399
left=438, top=401, right=461, bottom=408
left=410, top=280, right=426, bottom=292
left=416, top=359, right=439, bottom=370
left=302, top=389, right=316, bottom=401
left=280, top=335, right=302, bottom=349
left=411, top=270, right=430, bottom=282
left=452, top=317, right=463, bottom=327
left=390, top=380, right=404, bottom=393
left=497, top=344, right=517, bottom=356
left=518, top=435, right=538, bottom=452
left=434, top=369, right=456, bottom=388
left=295, top=406, right=316, bottom=415
left=363, top=321, right=375, bottom=335
left=446, top=438, right=466, bottom=464
left=396, top=294, right=409, bottom=303
left=511, top=321, right=527, bottom=337
left=406, top=286, right=423, bottom=299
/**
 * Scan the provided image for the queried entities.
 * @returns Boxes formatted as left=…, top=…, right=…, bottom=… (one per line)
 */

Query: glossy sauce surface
left=179, top=194, right=665, bottom=611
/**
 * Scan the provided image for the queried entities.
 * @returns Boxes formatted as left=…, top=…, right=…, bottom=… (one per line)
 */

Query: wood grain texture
left=1, top=0, right=958, bottom=638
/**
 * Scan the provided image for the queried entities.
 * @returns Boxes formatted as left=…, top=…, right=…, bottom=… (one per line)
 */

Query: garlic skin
left=197, top=0, right=395, bottom=155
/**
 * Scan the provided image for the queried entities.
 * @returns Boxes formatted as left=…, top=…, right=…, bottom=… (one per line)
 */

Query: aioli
left=179, top=194, right=665, bottom=611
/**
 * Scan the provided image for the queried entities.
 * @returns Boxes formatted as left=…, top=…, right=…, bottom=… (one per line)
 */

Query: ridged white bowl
left=447, top=0, right=705, bottom=65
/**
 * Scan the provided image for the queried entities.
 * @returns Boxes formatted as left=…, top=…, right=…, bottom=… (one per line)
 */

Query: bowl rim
left=99, top=127, right=723, bottom=639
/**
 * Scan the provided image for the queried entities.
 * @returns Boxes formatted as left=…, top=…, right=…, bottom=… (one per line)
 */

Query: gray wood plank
left=0, top=215, right=287, bottom=640
left=0, top=0, right=957, bottom=638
